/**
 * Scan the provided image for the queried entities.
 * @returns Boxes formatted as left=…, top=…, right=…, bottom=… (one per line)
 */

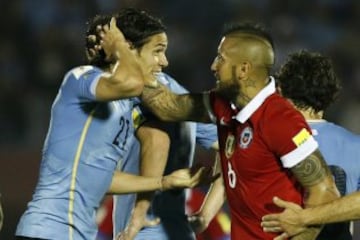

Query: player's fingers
left=109, top=17, right=116, bottom=30
left=208, top=172, right=221, bottom=183
left=262, top=213, right=280, bottom=221
left=273, top=232, right=289, bottom=240
left=188, top=167, right=205, bottom=187
left=262, top=226, right=283, bottom=233
left=261, top=220, right=281, bottom=228
left=196, top=166, right=220, bottom=186
left=273, top=196, right=299, bottom=209
left=101, top=20, right=110, bottom=32
left=191, top=167, right=205, bottom=182
left=94, top=44, right=102, bottom=51
left=96, top=25, right=102, bottom=33
left=87, top=48, right=96, bottom=58
left=87, top=35, right=97, bottom=43
left=109, top=17, right=126, bottom=40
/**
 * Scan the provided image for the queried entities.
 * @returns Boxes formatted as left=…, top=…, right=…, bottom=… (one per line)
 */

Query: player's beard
left=215, top=67, right=241, bottom=103
left=216, top=81, right=241, bottom=103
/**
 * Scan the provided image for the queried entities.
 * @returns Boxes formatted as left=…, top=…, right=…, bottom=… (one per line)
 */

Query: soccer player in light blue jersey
left=113, top=72, right=218, bottom=240
left=16, top=10, right=214, bottom=240
left=261, top=50, right=360, bottom=240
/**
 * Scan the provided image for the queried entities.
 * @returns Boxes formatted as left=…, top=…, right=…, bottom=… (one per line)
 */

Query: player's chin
left=215, top=86, right=228, bottom=97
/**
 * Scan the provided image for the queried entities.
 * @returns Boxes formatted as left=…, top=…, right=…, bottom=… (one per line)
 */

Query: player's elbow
left=305, top=175, right=340, bottom=206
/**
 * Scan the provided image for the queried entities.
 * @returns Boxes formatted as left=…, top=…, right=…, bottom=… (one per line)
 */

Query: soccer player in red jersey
left=100, top=21, right=340, bottom=239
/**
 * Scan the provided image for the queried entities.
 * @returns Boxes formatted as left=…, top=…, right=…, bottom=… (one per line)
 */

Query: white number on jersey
left=227, top=162, right=236, bottom=188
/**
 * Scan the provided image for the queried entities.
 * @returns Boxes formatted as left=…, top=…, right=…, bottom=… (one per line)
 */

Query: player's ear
left=237, top=61, right=251, bottom=78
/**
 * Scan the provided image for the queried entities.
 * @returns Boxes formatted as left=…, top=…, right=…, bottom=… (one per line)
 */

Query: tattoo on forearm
left=141, top=85, right=207, bottom=122
left=291, top=150, right=329, bottom=187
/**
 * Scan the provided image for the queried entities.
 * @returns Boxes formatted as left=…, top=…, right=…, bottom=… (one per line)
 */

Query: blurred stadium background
left=1, top=0, right=359, bottom=239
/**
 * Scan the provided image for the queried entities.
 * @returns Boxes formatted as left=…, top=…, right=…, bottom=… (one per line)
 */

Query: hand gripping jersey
left=206, top=78, right=318, bottom=239
left=16, top=66, right=139, bottom=240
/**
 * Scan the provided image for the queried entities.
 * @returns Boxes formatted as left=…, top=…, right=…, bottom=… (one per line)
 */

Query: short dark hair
left=85, top=8, right=166, bottom=68
left=222, top=21, right=274, bottom=50
left=277, top=50, right=340, bottom=112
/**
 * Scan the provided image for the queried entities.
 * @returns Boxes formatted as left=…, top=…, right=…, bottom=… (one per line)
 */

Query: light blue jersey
left=113, top=73, right=218, bottom=240
left=16, top=66, right=138, bottom=240
left=309, top=120, right=360, bottom=194
left=310, top=120, right=360, bottom=240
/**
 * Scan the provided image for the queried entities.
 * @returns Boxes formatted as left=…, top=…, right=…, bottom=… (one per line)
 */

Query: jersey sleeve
left=61, top=66, right=107, bottom=101
left=261, top=103, right=318, bottom=168
left=162, top=72, right=188, bottom=94
left=195, top=123, right=218, bottom=149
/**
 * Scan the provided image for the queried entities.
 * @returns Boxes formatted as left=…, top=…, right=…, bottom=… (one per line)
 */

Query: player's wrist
left=160, top=175, right=172, bottom=191
left=300, top=209, right=312, bottom=226
left=158, top=176, right=165, bottom=191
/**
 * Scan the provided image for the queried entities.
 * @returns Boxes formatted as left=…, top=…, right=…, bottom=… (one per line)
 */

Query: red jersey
left=206, top=79, right=318, bottom=239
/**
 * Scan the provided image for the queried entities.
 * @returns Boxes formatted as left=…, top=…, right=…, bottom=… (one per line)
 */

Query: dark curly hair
left=276, top=50, right=340, bottom=113
left=85, top=8, right=166, bottom=68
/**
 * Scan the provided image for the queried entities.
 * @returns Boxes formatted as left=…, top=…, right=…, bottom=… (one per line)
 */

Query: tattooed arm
left=287, top=150, right=340, bottom=240
left=140, top=84, right=212, bottom=122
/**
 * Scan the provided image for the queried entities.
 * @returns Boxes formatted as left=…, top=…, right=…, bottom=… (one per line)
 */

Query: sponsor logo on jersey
left=225, top=134, right=235, bottom=158
left=239, top=126, right=253, bottom=149
left=292, top=128, right=311, bottom=147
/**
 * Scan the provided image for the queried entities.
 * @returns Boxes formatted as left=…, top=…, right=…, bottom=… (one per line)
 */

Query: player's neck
left=300, top=108, right=324, bottom=121
left=236, top=76, right=268, bottom=108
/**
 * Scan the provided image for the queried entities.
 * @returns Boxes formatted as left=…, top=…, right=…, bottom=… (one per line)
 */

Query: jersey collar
left=234, top=76, right=276, bottom=123
left=156, top=72, right=170, bottom=86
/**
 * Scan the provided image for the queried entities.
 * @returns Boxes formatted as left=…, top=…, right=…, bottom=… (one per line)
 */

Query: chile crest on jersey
left=239, top=126, right=253, bottom=149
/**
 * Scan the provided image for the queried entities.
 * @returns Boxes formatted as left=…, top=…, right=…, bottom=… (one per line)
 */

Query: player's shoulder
left=65, top=65, right=103, bottom=81
left=156, top=72, right=172, bottom=84
left=157, top=72, right=188, bottom=93
left=326, top=122, right=360, bottom=142
left=262, top=94, right=300, bottom=119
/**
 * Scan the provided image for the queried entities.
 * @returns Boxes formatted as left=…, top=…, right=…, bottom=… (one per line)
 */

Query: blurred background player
left=275, top=50, right=360, bottom=240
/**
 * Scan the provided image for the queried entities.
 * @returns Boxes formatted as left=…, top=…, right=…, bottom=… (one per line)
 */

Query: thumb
left=110, top=17, right=116, bottom=30
left=273, top=196, right=299, bottom=209
left=144, top=217, right=161, bottom=227
left=274, top=232, right=289, bottom=240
